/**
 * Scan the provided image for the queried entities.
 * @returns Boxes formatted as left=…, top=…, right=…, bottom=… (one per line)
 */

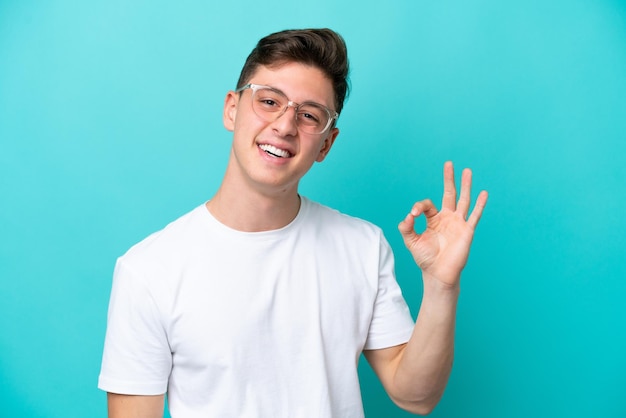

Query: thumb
left=398, top=212, right=419, bottom=243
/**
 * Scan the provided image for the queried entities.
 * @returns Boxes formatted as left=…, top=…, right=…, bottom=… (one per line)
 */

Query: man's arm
left=366, top=162, right=487, bottom=415
left=107, top=393, right=165, bottom=418
left=364, top=281, right=458, bottom=414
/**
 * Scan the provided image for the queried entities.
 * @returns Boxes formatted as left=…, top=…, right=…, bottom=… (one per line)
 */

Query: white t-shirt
left=99, top=197, right=415, bottom=417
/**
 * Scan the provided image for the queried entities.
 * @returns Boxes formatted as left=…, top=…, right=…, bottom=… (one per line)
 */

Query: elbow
left=390, top=391, right=443, bottom=416
left=394, top=399, right=438, bottom=416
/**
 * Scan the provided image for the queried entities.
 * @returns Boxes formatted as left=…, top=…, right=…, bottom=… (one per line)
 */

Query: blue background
left=1, top=1, right=625, bottom=417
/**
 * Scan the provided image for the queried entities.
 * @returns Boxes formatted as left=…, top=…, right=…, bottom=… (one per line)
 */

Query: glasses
left=236, top=83, right=339, bottom=135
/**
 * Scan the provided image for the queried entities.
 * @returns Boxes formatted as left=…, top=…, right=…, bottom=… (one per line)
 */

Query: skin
left=365, top=162, right=488, bottom=414
left=107, top=62, right=488, bottom=417
left=207, top=62, right=340, bottom=232
left=107, top=393, right=163, bottom=418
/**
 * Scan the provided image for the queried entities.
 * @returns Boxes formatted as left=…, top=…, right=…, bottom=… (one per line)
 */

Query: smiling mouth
left=259, top=144, right=292, bottom=158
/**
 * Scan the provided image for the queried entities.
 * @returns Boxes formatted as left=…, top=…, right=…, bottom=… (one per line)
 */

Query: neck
left=206, top=180, right=302, bottom=233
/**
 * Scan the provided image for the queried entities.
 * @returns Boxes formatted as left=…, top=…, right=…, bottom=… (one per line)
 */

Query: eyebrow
left=254, top=83, right=331, bottom=109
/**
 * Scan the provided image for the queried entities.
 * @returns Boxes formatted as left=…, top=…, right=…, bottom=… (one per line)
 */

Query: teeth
left=259, top=144, right=291, bottom=158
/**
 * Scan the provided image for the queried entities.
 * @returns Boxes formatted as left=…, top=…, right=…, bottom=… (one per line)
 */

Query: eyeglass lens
left=251, top=87, right=330, bottom=134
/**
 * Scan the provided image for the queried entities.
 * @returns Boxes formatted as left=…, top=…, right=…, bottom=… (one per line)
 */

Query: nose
left=271, top=102, right=299, bottom=136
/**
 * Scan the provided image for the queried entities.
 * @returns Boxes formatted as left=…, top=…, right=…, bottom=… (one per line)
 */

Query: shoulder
left=119, top=204, right=208, bottom=267
left=300, top=196, right=384, bottom=241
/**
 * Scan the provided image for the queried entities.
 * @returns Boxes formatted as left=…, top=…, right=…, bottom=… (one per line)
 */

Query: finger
left=467, top=190, right=489, bottom=229
left=398, top=212, right=419, bottom=239
left=410, top=199, right=438, bottom=220
left=457, top=168, right=472, bottom=218
left=441, top=161, right=457, bottom=211
left=398, top=199, right=438, bottom=239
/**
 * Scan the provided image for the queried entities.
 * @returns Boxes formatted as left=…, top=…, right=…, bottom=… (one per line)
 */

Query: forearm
left=392, top=277, right=460, bottom=413
left=390, top=162, right=486, bottom=414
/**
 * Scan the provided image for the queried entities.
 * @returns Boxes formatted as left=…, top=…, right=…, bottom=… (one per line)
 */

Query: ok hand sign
left=398, top=162, right=488, bottom=289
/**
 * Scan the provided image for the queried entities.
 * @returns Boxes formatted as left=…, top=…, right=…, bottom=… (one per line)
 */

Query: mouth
left=259, top=144, right=293, bottom=158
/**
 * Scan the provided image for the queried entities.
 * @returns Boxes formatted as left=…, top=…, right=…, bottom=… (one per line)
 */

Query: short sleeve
left=363, top=235, right=415, bottom=350
left=98, top=258, right=172, bottom=395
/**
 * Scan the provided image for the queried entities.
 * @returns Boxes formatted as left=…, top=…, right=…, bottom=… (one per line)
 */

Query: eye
left=299, top=111, right=320, bottom=123
left=255, top=88, right=285, bottom=112
left=298, top=104, right=327, bottom=126
left=257, top=97, right=281, bottom=109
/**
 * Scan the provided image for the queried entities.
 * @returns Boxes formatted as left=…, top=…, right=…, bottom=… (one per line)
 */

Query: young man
left=98, top=28, right=488, bottom=417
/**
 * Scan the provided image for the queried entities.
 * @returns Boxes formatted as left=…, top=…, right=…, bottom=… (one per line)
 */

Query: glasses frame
left=235, top=83, right=339, bottom=135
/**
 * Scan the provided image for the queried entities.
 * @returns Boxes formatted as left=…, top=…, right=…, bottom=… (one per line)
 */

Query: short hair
left=236, top=28, right=350, bottom=115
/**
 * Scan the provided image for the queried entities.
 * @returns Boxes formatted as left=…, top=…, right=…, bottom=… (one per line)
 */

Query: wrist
left=420, top=274, right=461, bottom=312
left=417, top=277, right=460, bottom=326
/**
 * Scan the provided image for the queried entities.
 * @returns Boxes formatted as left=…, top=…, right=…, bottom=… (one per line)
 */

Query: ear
left=223, top=91, right=238, bottom=132
left=315, top=127, right=339, bottom=162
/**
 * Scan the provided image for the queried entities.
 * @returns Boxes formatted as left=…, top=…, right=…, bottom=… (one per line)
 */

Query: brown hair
left=236, top=28, right=350, bottom=115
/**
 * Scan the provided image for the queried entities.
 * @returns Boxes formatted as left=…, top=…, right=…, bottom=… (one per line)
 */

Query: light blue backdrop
left=1, top=1, right=625, bottom=417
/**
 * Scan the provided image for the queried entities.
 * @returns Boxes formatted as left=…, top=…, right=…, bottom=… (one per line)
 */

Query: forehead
left=248, top=62, right=335, bottom=108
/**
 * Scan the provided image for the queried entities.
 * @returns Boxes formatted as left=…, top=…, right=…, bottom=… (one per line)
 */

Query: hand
left=398, top=161, right=488, bottom=289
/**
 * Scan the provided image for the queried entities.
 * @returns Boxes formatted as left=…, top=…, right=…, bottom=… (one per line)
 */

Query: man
left=98, top=28, right=488, bottom=417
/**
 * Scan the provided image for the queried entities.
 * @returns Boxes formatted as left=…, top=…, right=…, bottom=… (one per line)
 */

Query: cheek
left=234, top=109, right=266, bottom=134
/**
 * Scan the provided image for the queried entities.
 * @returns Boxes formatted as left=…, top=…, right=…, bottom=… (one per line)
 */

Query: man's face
left=223, top=62, right=340, bottom=196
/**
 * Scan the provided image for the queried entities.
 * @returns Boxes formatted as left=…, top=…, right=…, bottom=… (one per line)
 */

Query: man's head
left=236, top=28, right=350, bottom=116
